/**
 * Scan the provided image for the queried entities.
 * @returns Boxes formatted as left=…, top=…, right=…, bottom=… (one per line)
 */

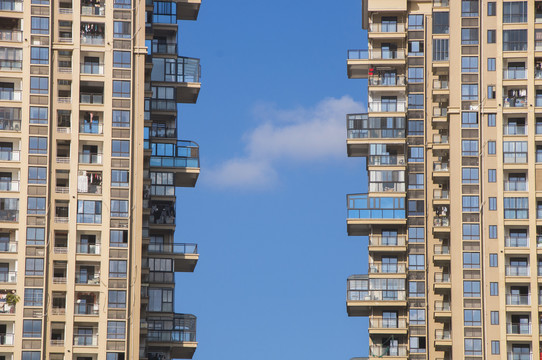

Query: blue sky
left=173, top=1, right=369, bottom=359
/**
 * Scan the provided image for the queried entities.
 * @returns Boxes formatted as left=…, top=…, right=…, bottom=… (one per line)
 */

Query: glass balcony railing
left=152, top=42, right=177, bottom=55
left=434, top=244, right=450, bottom=255
left=347, top=49, right=406, bottom=60
left=346, top=114, right=405, bottom=139
left=0, top=241, right=16, bottom=252
left=80, top=62, right=104, bottom=75
left=433, top=106, right=448, bottom=117
left=149, top=141, right=199, bottom=169
left=368, top=74, right=406, bottom=86
left=75, top=272, right=100, bottom=285
left=0, top=209, right=17, bottom=222
left=0, top=180, right=18, bottom=192
left=433, top=0, right=449, bottom=6
left=80, top=93, right=103, bottom=104
left=0, top=271, right=15, bottom=282
left=433, top=216, right=450, bottom=227
left=76, top=243, right=100, bottom=254
left=0, top=0, right=22, bottom=11
left=74, top=302, right=99, bottom=315
left=368, top=101, right=406, bottom=112
left=433, top=189, right=449, bottom=200
left=433, top=162, right=449, bottom=172
left=147, top=314, right=197, bottom=342
left=0, top=59, right=21, bottom=71
left=81, top=34, right=104, bottom=45
left=369, top=345, right=407, bottom=357
left=0, top=303, right=14, bottom=314
left=368, top=235, right=406, bottom=247
left=506, top=322, right=531, bottom=334
left=434, top=272, right=450, bottom=283
left=347, top=275, right=406, bottom=301
left=149, top=126, right=177, bottom=138
left=369, top=181, right=405, bottom=192
left=79, top=123, right=103, bottom=134
left=78, top=152, right=103, bottom=164
left=505, top=237, right=528, bottom=247
left=504, top=125, right=527, bottom=135
left=0, top=30, right=22, bottom=42
left=433, top=79, right=449, bottom=90
left=434, top=301, right=450, bottom=311
left=347, top=194, right=405, bottom=219
left=368, top=23, right=405, bottom=33
left=505, top=265, right=530, bottom=276
left=0, top=119, right=20, bottom=131
left=504, top=181, right=528, bottom=191
left=504, top=69, right=527, bottom=80
left=506, top=293, right=530, bottom=305
left=81, top=4, right=105, bottom=15
left=73, top=333, right=98, bottom=346
left=149, top=99, right=177, bottom=112
left=435, top=329, right=451, bottom=340
left=368, top=262, right=406, bottom=274
left=151, top=56, right=201, bottom=83
left=367, top=155, right=405, bottom=166
left=147, top=243, right=198, bottom=255
left=369, top=317, right=407, bottom=329
left=504, top=96, right=527, bottom=108
left=0, top=90, right=21, bottom=101
left=0, top=333, right=14, bottom=345
left=507, top=352, right=532, bottom=360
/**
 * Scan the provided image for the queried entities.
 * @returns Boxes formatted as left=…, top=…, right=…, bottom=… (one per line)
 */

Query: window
left=113, top=21, right=131, bottom=38
left=463, top=224, right=480, bottom=240
left=488, top=2, right=496, bottom=15
left=111, top=200, right=128, bottom=218
left=113, top=80, right=130, bottom=98
left=489, top=254, right=498, bottom=267
left=488, top=58, right=496, bottom=71
left=433, top=12, right=449, bottom=34
left=31, top=17, right=49, bottom=34
left=463, top=252, right=480, bottom=268
left=22, top=353, right=40, bottom=360
left=489, top=225, right=497, bottom=239
left=112, top=140, right=130, bottom=157
left=113, top=51, right=130, bottom=68
left=462, top=28, right=479, bottom=45
left=25, top=258, right=44, bottom=276
left=462, top=0, right=479, bottom=17
left=464, top=281, right=480, bottom=297
left=408, top=173, right=423, bottom=189
left=30, top=47, right=48, bottom=64
left=112, top=110, right=130, bottom=127
left=77, top=200, right=102, bottom=224
left=109, top=290, right=126, bottom=308
left=503, top=29, right=528, bottom=51
left=462, top=140, right=478, bottom=156
left=462, top=168, right=479, bottom=183
left=27, top=197, right=46, bottom=215
left=462, top=84, right=478, bottom=100
left=503, top=141, right=527, bottom=163
left=490, top=311, right=499, bottom=324
left=408, top=120, right=423, bottom=135
left=114, top=0, right=130, bottom=9
left=462, top=196, right=479, bottom=212
left=30, top=77, right=48, bottom=94
left=407, top=68, right=423, bottom=84
left=109, top=260, right=127, bottom=278
left=410, top=336, right=426, bottom=353
left=433, top=39, right=449, bottom=61
left=489, top=197, right=497, bottom=210
left=110, top=230, right=128, bottom=247
left=491, top=340, right=500, bottom=355
left=461, top=56, right=478, bottom=72
left=408, top=147, right=424, bottom=162
left=503, top=1, right=528, bottom=23
left=149, top=287, right=173, bottom=312
left=409, top=254, right=424, bottom=270
left=107, top=321, right=126, bottom=339
left=409, top=309, right=425, bottom=324
left=30, top=107, right=48, bottom=124
left=408, top=94, right=423, bottom=109
left=487, top=113, right=496, bottom=126
left=24, top=288, right=43, bottom=306
left=107, top=354, right=126, bottom=360
left=488, top=141, right=496, bottom=154
left=488, top=169, right=496, bottom=182
left=488, top=85, right=495, bottom=99
left=408, top=41, right=424, bottom=56
left=504, top=197, right=529, bottom=219
left=112, top=170, right=129, bottom=187
left=490, top=282, right=498, bottom=295
left=464, top=309, right=481, bottom=326
left=462, top=112, right=478, bottom=128
left=26, top=228, right=45, bottom=245
left=28, top=167, right=46, bottom=184
left=409, top=281, right=425, bottom=297
left=408, top=14, right=423, bottom=30
left=29, top=137, right=47, bottom=154
left=408, top=227, right=424, bottom=243
left=465, top=338, right=482, bottom=356
left=487, top=30, right=496, bottom=43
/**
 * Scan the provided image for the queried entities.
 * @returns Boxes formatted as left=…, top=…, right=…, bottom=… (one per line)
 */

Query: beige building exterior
left=0, top=0, right=201, bottom=358
left=346, top=0, right=542, bottom=359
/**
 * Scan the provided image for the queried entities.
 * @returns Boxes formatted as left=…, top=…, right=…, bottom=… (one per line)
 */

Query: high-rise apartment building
left=0, top=0, right=201, bottom=358
left=346, top=0, right=542, bottom=359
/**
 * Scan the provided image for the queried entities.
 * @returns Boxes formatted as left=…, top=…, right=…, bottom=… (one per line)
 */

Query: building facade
left=346, top=0, right=542, bottom=359
left=0, top=0, right=201, bottom=358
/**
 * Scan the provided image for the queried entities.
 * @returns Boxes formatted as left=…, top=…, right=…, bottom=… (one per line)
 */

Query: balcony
left=80, top=93, right=103, bottom=105
left=147, top=314, right=197, bottom=359
left=148, top=141, right=199, bottom=187
left=73, top=332, right=98, bottom=347
left=368, top=235, right=406, bottom=251
left=504, top=124, right=527, bottom=136
left=505, top=237, right=528, bottom=248
left=0, top=89, right=20, bottom=102
left=368, top=317, right=407, bottom=334
left=347, top=194, right=405, bottom=236
left=504, top=181, right=528, bottom=191
left=346, top=275, right=406, bottom=316
left=80, top=23, right=104, bottom=45
left=433, top=189, right=449, bottom=204
left=150, top=56, right=201, bottom=103
left=0, top=119, right=20, bottom=132
left=368, top=262, right=406, bottom=275
left=0, top=333, right=13, bottom=345
left=74, top=302, right=99, bottom=316
left=368, top=74, right=406, bottom=88
left=78, top=152, right=102, bottom=164
left=433, top=245, right=450, bottom=262
left=0, top=271, right=15, bottom=283
left=434, top=301, right=451, bottom=318
left=504, top=69, right=527, bottom=80
left=346, top=49, right=405, bottom=79
left=80, top=62, right=104, bottom=75
left=434, top=272, right=451, bottom=289
left=434, top=329, right=452, bottom=347
left=507, top=322, right=531, bottom=335
left=147, top=243, right=198, bottom=272
left=346, top=113, right=405, bottom=156
left=367, top=154, right=406, bottom=167
left=0, top=30, right=21, bottom=43
left=76, top=242, right=100, bottom=255
left=505, top=265, right=530, bottom=277
left=75, top=271, right=100, bottom=285
left=0, top=180, right=18, bottom=192
left=504, top=95, right=527, bottom=108
left=507, top=353, right=532, bottom=360
left=81, top=2, right=105, bottom=16
left=152, top=41, right=177, bottom=55
left=79, top=122, right=103, bottom=135
left=0, top=241, right=16, bottom=253
left=506, top=293, right=530, bottom=306
left=368, top=100, right=406, bottom=113
left=368, top=22, right=406, bottom=37
left=432, top=162, right=449, bottom=177
left=369, top=344, right=407, bottom=358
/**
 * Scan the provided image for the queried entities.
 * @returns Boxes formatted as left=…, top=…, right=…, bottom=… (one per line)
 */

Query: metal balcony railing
left=149, top=141, right=199, bottom=168
left=346, top=113, right=405, bottom=139
left=147, top=243, right=198, bottom=255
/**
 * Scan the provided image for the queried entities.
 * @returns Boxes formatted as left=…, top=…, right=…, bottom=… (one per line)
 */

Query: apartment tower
left=346, top=0, right=542, bottom=359
left=0, top=0, right=201, bottom=358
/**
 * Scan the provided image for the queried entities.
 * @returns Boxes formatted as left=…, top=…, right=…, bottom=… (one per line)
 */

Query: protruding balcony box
left=347, top=49, right=405, bottom=79
left=147, top=243, right=198, bottom=272
left=149, top=141, right=200, bottom=187
left=346, top=275, right=406, bottom=316
left=434, top=329, right=452, bottom=347
left=365, top=0, right=406, bottom=12
left=347, top=194, right=405, bottom=236
left=147, top=314, right=197, bottom=359
left=176, top=0, right=201, bottom=20
left=151, top=56, right=201, bottom=103
left=433, top=301, right=451, bottom=318
left=368, top=234, right=406, bottom=252
left=432, top=162, right=450, bottom=178
left=432, top=189, right=449, bottom=206
left=433, top=272, right=451, bottom=290
left=368, top=22, right=406, bottom=39
left=368, top=317, right=407, bottom=334
left=346, top=113, right=405, bottom=157
left=433, top=244, right=450, bottom=262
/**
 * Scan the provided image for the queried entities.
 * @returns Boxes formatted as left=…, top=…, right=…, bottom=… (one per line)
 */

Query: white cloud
left=205, top=95, right=363, bottom=189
